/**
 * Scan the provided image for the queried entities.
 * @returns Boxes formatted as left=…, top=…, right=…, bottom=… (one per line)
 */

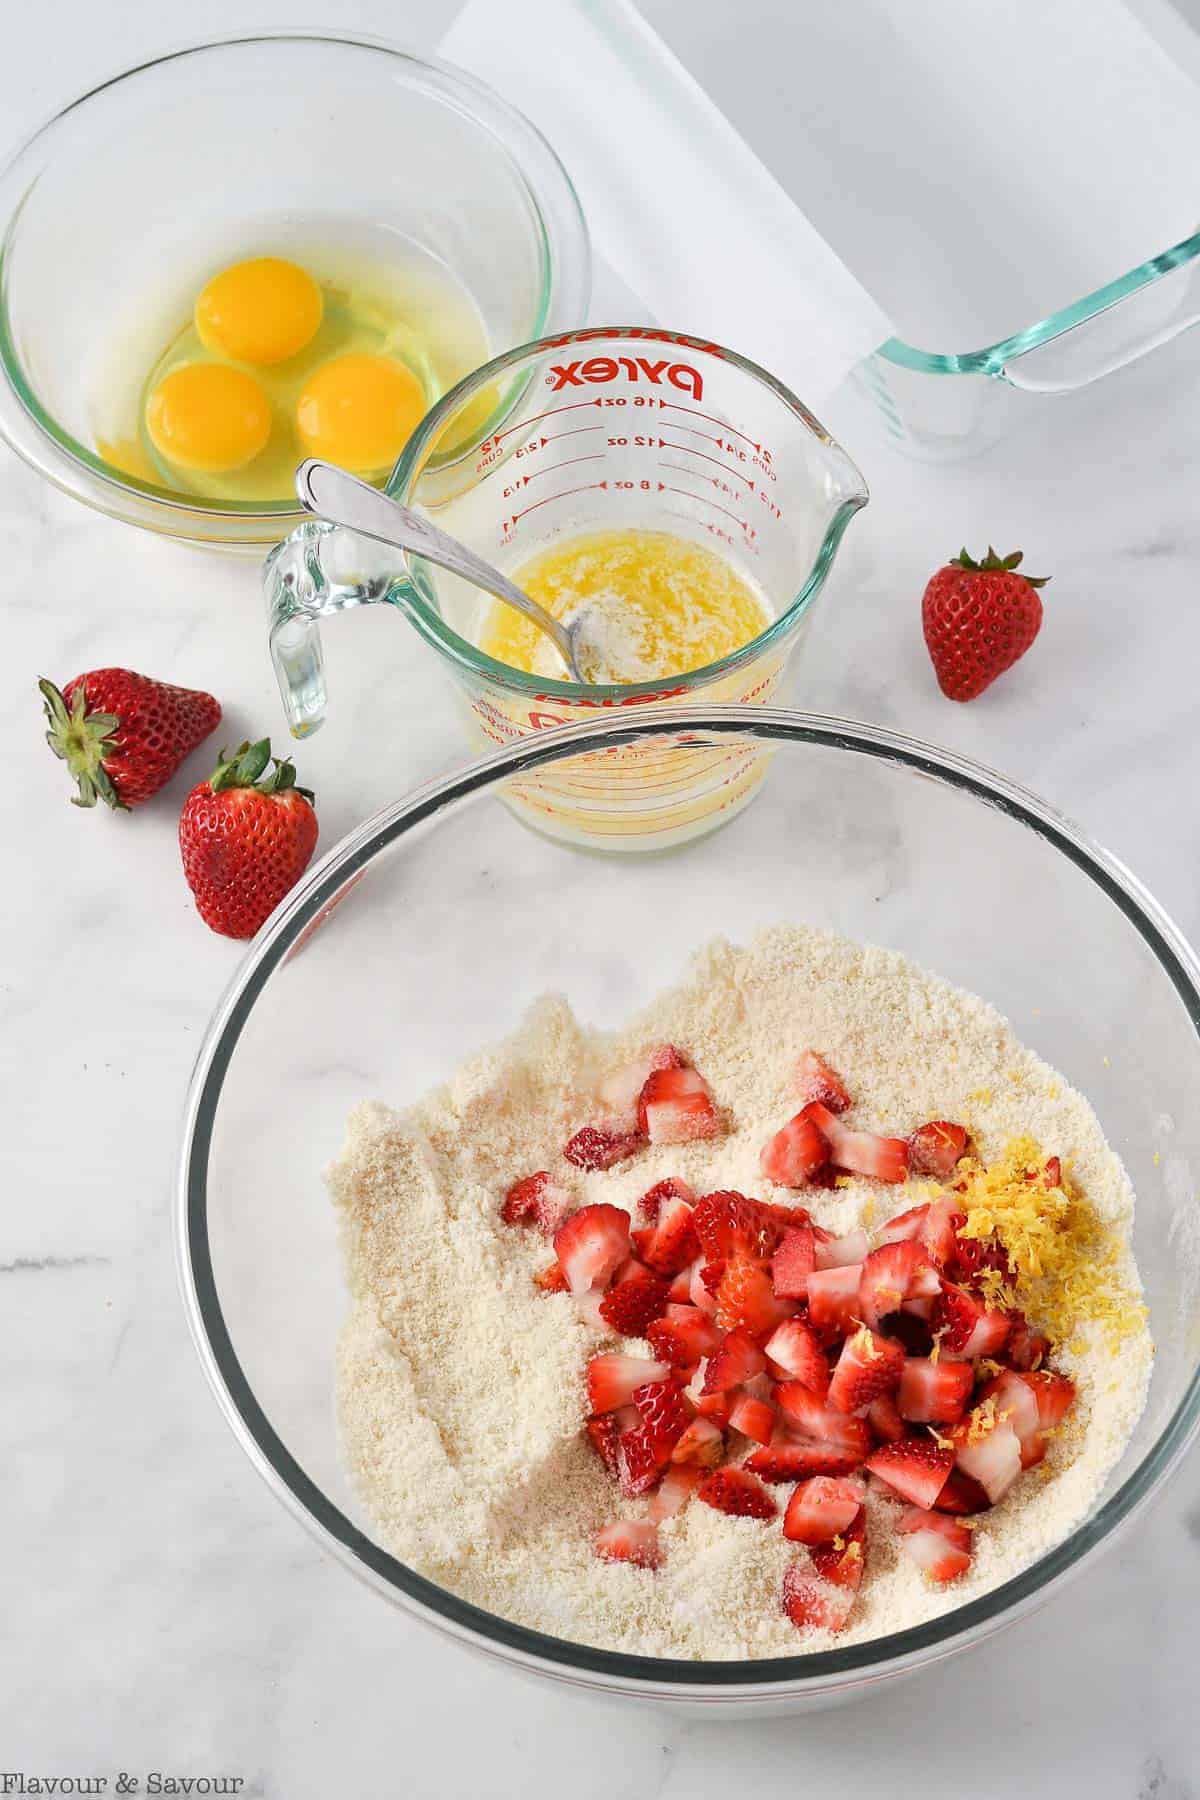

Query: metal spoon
left=294, top=459, right=587, bottom=681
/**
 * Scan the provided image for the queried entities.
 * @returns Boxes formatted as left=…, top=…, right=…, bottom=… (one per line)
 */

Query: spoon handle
left=294, top=459, right=581, bottom=680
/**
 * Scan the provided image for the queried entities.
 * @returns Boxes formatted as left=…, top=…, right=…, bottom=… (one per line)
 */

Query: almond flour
left=328, top=924, right=1152, bottom=1659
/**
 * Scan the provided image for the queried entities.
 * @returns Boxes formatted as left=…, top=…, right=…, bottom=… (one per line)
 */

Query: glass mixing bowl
left=0, top=34, right=589, bottom=547
left=177, top=709, right=1200, bottom=1711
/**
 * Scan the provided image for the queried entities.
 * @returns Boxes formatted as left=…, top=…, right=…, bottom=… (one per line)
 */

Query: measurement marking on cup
left=658, top=484, right=755, bottom=533
left=658, top=438, right=754, bottom=488
left=503, top=457, right=604, bottom=498
left=661, top=402, right=762, bottom=452
left=502, top=481, right=609, bottom=532
left=491, top=401, right=603, bottom=445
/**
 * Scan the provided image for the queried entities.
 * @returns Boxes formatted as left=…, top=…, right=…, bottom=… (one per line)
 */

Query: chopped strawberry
left=598, top=1045, right=685, bottom=1131
left=951, top=1406, right=1023, bottom=1502
left=865, top=1435, right=955, bottom=1509
left=639, top=1175, right=696, bottom=1224
left=1004, top=1314, right=1050, bottom=1371
left=828, top=1326, right=905, bottom=1413
left=639, top=1066, right=722, bottom=1144
left=702, top=1327, right=767, bottom=1393
left=748, top=1438, right=865, bottom=1482
left=646, top=1303, right=722, bottom=1371
left=951, top=1229, right=1013, bottom=1286
left=728, top=1390, right=776, bottom=1445
left=807, top=1102, right=909, bottom=1183
left=573, top=1288, right=611, bottom=1333
left=760, top=1109, right=830, bottom=1187
left=715, top=1253, right=793, bottom=1339
left=772, top=1383, right=872, bottom=1463
left=698, top=1260, right=725, bottom=1297
left=563, top=1125, right=643, bottom=1170
left=534, top=1261, right=570, bottom=1294
left=584, top=1413, right=623, bottom=1474
left=934, top=1468, right=991, bottom=1514
left=688, top=1258, right=720, bottom=1316
left=501, top=1170, right=572, bottom=1235
left=671, top=1416, right=725, bottom=1466
left=632, top=1378, right=690, bottom=1460
left=877, top=1204, right=930, bottom=1247
left=807, top=1263, right=864, bottom=1335
left=666, top=1264, right=694, bottom=1304
left=896, top=1508, right=972, bottom=1582
left=813, top=1228, right=872, bottom=1270
left=616, top=1425, right=666, bottom=1497
left=685, top=1361, right=732, bottom=1426
left=811, top=1512, right=867, bottom=1590
left=696, top=1466, right=777, bottom=1520
left=867, top=1392, right=906, bottom=1443
left=692, top=1191, right=782, bottom=1262
left=1021, top=1368, right=1076, bottom=1428
left=919, top=1195, right=964, bottom=1268
left=771, top=1224, right=817, bottom=1298
left=639, top=1193, right=700, bottom=1276
left=907, top=1121, right=970, bottom=1181
left=649, top=1463, right=705, bottom=1521
left=934, top=1281, right=1012, bottom=1358
left=897, top=1356, right=975, bottom=1424
left=977, top=1370, right=1044, bottom=1468
left=596, top=1520, right=661, bottom=1569
left=764, top=1317, right=830, bottom=1396
left=782, top=1561, right=855, bottom=1633
left=599, top=1266, right=670, bottom=1336
left=783, top=1474, right=865, bottom=1545
left=858, top=1240, right=939, bottom=1330
left=794, top=1050, right=852, bottom=1114
left=586, top=1352, right=671, bottom=1414
left=554, top=1203, right=631, bottom=1295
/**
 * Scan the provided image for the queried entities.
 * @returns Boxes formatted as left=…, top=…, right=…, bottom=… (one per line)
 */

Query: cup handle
left=264, top=519, right=405, bottom=738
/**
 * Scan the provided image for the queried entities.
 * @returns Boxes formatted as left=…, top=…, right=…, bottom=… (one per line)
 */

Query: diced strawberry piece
left=867, top=1393, right=906, bottom=1443
left=951, top=1228, right=1013, bottom=1286
left=573, top=1287, right=611, bottom=1333
left=703, top=1327, right=767, bottom=1393
left=688, top=1258, right=719, bottom=1316
left=828, top=1326, right=905, bottom=1413
left=616, top=1425, right=665, bottom=1497
left=977, top=1371, right=1044, bottom=1469
left=934, top=1468, right=991, bottom=1515
left=807, top=1263, right=864, bottom=1335
left=649, top=1463, right=705, bottom=1521
left=907, top=1121, right=970, bottom=1181
left=596, top=1520, right=661, bottom=1569
left=813, top=1228, right=872, bottom=1270
left=1021, top=1368, right=1076, bottom=1428
left=728, top=1390, right=776, bottom=1444
left=638, top=1175, right=697, bottom=1224
left=794, top=1050, right=851, bottom=1114
left=666, top=1264, right=694, bottom=1303
left=646, top=1303, right=723, bottom=1371
left=563, top=1125, right=643, bottom=1170
left=692, top=1191, right=782, bottom=1262
left=807, top=1102, right=909, bottom=1183
left=773, top=1383, right=872, bottom=1461
left=934, top=1280, right=1012, bottom=1357
left=783, top=1475, right=865, bottom=1546
left=554, top=1203, right=631, bottom=1295
left=748, top=1438, right=865, bottom=1482
left=764, top=1317, right=830, bottom=1396
left=585, top=1413, right=622, bottom=1474
left=586, top=1352, right=671, bottom=1414
left=632, top=1378, right=690, bottom=1459
left=896, top=1508, right=972, bottom=1581
left=715, top=1253, right=793, bottom=1339
left=951, top=1407, right=1023, bottom=1502
left=639, top=1193, right=700, bottom=1277
left=859, top=1240, right=939, bottom=1331
left=598, top=1045, right=686, bottom=1131
left=501, top=1170, right=572, bottom=1235
left=877, top=1204, right=929, bottom=1247
left=771, top=1224, right=817, bottom=1299
left=598, top=1266, right=670, bottom=1336
left=760, top=1109, right=830, bottom=1188
left=696, top=1466, right=777, bottom=1520
left=639, top=1066, right=722, bottom=1145
left=534, top=1261, right=570, bottom=1294
left=698, top=1260, right=725, bottom=1297
left=671, top=1416, right=725, bottom=1466
left=811, top=1512, right=867, bottom=1590
left=919, top=1195, right=964, bottom=1268
left=782, top=1562, right=855, bottom=1633
left=1004, top=1314, right=1050, bottom=1371
left=897, top=1356, right=975, bottom=1424
left=866, top=1435, right=955, bottom=1509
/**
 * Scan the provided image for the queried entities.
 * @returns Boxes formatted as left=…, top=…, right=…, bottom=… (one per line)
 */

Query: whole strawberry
left=179, top=739, right=318, bottom=940
left=40, top=668, right=222, bottom=809
left=922, top=547, right=1049, bottom=702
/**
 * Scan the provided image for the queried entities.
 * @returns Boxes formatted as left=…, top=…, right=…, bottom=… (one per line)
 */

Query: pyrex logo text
left=547, top=356, right=704, bottom=401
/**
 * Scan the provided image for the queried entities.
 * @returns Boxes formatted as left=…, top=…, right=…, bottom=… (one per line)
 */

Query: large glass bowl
left=177, top=710, right=1200, bottom=1710
left=0, top=35, right=589, bottom=547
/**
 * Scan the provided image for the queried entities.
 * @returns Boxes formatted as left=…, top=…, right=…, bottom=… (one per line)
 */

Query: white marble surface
left=5, top=2, right=1200, bottom=1794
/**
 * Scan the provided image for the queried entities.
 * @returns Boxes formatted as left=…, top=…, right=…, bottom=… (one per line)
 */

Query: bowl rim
left=0, top=30, right=590, bottom=536
left=176, top=706, right=1200, bottom=1696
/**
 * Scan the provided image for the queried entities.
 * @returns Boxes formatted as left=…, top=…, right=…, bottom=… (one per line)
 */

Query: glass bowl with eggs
left=0, top=34, right=589, bottom=547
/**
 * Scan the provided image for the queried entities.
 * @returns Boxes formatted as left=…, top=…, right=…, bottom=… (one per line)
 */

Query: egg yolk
left=195, top=257, right=323, bottom=366
left=295, top=352, right=426, bottom=473
left=145, top=363, right=273, bottom=473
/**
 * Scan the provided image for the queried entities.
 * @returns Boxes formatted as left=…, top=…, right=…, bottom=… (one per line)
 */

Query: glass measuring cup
left=265, top=328, right=868, bottom=848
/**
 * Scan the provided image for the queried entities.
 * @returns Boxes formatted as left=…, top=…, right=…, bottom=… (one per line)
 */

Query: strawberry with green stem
left=922, top=547, right=1049, bottom=702
left=179, top=738, right=318, bottom=940
left=40, top=668, right=221, bottom=809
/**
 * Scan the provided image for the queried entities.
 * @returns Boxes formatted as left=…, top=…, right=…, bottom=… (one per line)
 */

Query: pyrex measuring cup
left=265, top=328, right=867, bottom=848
